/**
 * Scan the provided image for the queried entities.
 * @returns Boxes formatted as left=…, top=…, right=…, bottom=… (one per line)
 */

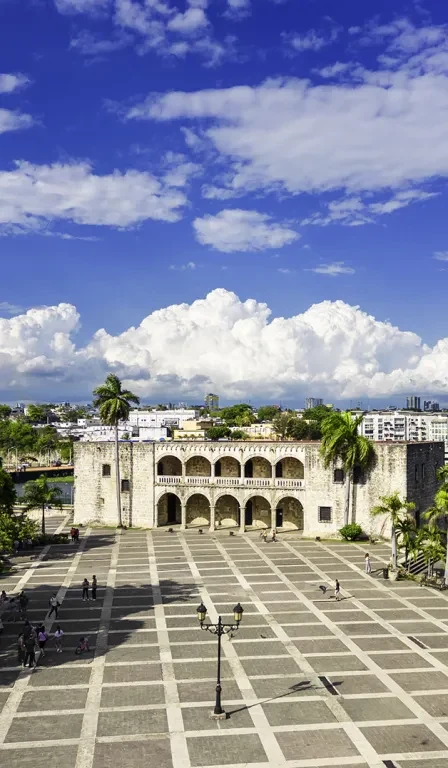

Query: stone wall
left=279, top=457, right=304, bottom=479
left=216, top=494, right=239, bottom=527
left=185, top=456, right=211, bottom=476
left=158, top=493, right=181, bottom=526
left=157, top=456, right=182, bottom=476
left=249, top=457, right=271, bottom=478
left=278, top=496, right=303, bottom=529
left=186, top=494, right=210, bottom=526
left=250, top=496, right=270, bottom=528
left=218, top=457, right=240, bottom=477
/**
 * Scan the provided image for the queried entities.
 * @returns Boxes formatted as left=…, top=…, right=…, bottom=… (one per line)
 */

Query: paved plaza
left=3, top=523, right=448, bottom=767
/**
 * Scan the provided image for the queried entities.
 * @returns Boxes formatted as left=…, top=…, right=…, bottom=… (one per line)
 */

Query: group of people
left=70, top=527, right=80, bottom=543
left=0, top=589, right=29, bottom=624
left=260, top=528, right=278, bottom=542
left=82, top=576, right=97, bottom=601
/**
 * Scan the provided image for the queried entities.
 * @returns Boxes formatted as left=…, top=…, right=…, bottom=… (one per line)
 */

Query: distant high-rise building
left=424, top=400, right=440, bottom=412
left=305, top=398, right=323, bottom=410
left=407, top=396, right=421, bottom=410
left=205, top=393, right=219, bottom=410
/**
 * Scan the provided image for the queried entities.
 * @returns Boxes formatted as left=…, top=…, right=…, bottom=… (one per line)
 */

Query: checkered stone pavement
left=3, top=523, right=448, bottom=768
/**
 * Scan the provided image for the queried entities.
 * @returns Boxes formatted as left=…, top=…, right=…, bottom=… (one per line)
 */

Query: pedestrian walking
left=17, top=633, right=26, bottom=665
left=334, top=579, right=341, bottom=601
left=38, top=627, right=48, bottom=657
left=82, top=578, right=89, bottom=601
left=91, top=576, right=97, bottom=601
left=7, top=597, right=19, bottom=622
left=0, top=590, right=7, bottom=604
left=364, top=553, right=372, bottom=574
left=54, top=626, right=64, bottom=653
left=48, top=594, right=60, bottom=618
left=19, top=590, right=29, bottom=617
left=70, top=527, right=76, bottom=543
left=74, top=528, right=80, bottom=542
left=271, top=528, right=277, bottom=542
left=262, top=528, right=268, bottom=542
left=24, top=634, right=37, bottom=668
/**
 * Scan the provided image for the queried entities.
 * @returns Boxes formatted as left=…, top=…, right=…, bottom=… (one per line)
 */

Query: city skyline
left=1, top=1, right=448, bottom=401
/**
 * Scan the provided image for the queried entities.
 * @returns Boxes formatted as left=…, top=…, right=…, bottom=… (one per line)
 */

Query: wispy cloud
left=0, top=73, right=30, bottom=94
left=169, top=261, right=196, bottom=271
left=310, top=262, right=355, bottom=276
left=0, top=301, right=25, bottom=315
left=278, top=268, right=295, bottom=274
left=284, top=27, right=339, bottom=53
left=434, top=251, right=448, bottom=261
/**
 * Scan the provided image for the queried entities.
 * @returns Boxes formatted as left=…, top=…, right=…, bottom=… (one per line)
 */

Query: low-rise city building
left=74, top=439, right=442, bottom=537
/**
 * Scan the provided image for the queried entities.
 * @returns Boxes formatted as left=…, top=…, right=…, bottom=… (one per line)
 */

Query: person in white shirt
left=48, top=594, right=60, bottom=618
left=54, top=626, right=64, bottom=653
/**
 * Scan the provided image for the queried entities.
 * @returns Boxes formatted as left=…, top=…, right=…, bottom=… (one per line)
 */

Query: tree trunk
left=41, top=504, right=46, bottom=536
left=391, top=525, right=397, bottom=569
left=114, top=424, right=122, bottom=528
left=344, top=471, right=351, bottom=526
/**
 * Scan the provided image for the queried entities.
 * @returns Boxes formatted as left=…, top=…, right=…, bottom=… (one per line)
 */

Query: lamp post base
left=210, top=711, right=228, bottom=720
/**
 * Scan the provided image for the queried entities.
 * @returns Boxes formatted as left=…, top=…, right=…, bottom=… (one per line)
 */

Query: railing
left=156, top=476, right=305, bottom=489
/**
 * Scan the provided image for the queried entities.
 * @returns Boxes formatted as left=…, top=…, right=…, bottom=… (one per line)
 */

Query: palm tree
left=21, top=475, right=63, bottom=535
left=394, top=514, right=417, bottom=570
left=424, top=485, right=448, bottom=583
left=93, top=374, right=140, bottom=527
left=371, top=492, right=416, bottom=569
left=320, top=412, right=375, bottom=526
left=416, top=526, right=446, bottom=577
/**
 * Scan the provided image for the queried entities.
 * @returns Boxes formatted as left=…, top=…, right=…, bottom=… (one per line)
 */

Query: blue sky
left=1, top=0, right=448, bottom=404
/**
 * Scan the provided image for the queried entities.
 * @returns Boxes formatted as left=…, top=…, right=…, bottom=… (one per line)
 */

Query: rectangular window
left=333, top=469, right=344, bottom=483
left=318, top=506, right=332, bottom=523
left=102, top=464, right=111, bottom=477
left=121, top=479, right=130, bottom=492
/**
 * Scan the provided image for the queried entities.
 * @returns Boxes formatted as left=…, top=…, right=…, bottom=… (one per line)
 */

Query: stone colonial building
left=74, top=440, right=443, bottom=537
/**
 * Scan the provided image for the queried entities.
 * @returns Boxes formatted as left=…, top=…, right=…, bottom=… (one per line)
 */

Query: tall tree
left=320, top=412, right=375, bottom=526
left=371, top=492, right=416, bottom=569
left=21, top=475, right=63, bottom=535
left=93, top=374, right=140, bottom=527
left=424, top=476, right=448, bottom=583
left=0, top=405, right=11, bottom=421
left=0, top=468, right=16, bottom=514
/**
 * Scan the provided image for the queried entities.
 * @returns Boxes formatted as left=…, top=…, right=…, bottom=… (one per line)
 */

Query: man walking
left=91, top=576, right=97, bottom=601
left=48, top=594, right=60, bottom=619
left=24, top=633, right=37, bottom=668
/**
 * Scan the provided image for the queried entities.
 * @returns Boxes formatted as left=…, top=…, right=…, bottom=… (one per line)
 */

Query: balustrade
left=156, top=475, right=304, bottom=488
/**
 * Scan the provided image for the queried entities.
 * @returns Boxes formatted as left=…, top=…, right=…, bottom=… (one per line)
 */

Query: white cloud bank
left=0, top=73, right=30, bottom=94
left=2, top=289, right=448, bottom=401
left=0, top=161, right=186, bottom=234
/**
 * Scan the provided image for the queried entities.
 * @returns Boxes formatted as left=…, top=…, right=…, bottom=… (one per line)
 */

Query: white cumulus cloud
left=0, top=109, right=34, bottom=136
left=0, top=73, right=30, bottom=94
left=0, top=161, right=186, bottom=234
left=193, top=209, right=299, bottom=252
left=4, top=289, right=448, bottom=401
left=310, top=262, right=355, bottom=276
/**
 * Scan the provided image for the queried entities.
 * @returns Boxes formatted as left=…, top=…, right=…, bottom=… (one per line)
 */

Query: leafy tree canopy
left=206, top=426, right=231, bottom=440
left=0, top=405, right=11, bottom=420
left=257, top=405, right=280, bottom=422
left=25, top=404, right=53, bottom=424
left=93, top=373, right=140, bottom=426
left=0, top=468, right=16, bottom=513
left=0, top=512, right=39, bottom=554
left=230, top=429, right=249, bottom=440
left=219, top=404, right=253, bottom=426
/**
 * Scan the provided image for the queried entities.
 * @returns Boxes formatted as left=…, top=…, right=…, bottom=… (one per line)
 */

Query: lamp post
left=196, top=602, right=244, bottom=719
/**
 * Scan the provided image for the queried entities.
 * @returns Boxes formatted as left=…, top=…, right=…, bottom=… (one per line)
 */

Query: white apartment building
left=359, top=410, right=448, bottom=461
left=128, top=409, right=197, bottom=429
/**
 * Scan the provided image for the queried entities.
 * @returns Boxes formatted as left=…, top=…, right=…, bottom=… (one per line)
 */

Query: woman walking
left=54, top=626, right=64, bottom=653
left=335, top=579, right=341, bottom=601
left=364, top=553, right=372, bottom=574
left=38, top=626, right=48, bottom=658
left=91, top=576, right=97, bottom=601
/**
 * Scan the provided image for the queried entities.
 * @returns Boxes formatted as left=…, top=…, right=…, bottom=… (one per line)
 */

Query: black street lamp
left=196, top=602, right=244, bottom=719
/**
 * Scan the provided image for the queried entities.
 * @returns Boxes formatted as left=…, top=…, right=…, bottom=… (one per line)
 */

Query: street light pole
left=197, top=602, right=244, bottom=720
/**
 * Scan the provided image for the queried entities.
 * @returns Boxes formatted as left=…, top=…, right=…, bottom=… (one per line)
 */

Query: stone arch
left=157, top=492, right=181, bottom=526
left=215, top=494, right=240, bottom=528
left=214, top=456, right=241, bottom=478
left=275, top=496, right=304, bottom=531
left=245, top=494, right=270, bottom=528
left=274, top=456, right=304, bottom=480
left=157, top=455, right=182, bottom=476
left=244, top=456, right=271, bottom=478
left=185, top=455, right=212, bottom=477
left=186, top=493, right=210, bottom=527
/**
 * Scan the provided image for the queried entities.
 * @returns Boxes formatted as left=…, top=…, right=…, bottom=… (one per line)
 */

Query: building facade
left=74, top=440, right=443, bottom=537
left=359, top=410, right=448, bottom=462
left=407, top=396, right=421, bottom=410
left=205, top=393, right=219, bottom=410
left=305, top=398, right=323, bottom=409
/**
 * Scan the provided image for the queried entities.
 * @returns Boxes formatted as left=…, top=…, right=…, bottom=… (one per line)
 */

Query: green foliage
left=21, top=475, right=64, bottom=535
left=93, top=373, right=140, bottom=426
left=25, top=404, right=52, bottom=424
left=415, top=526, right=446, bottom=575
left=230, top=429, right=249, bottom=440
left=339, top=523, right=364, bottom=541
left=0, top=420, right=36, bottom=455
left=272, top=412, right=294, bottom=439
left=320, top=411, right=375, bottom=474
left=0, top=468, right=16, bottom=513
left=0, top=405, right=11, bottom=420
left=219, top=404, right=253, bottom=426
left=206, top=426, right=231, bottom=440
left=272, top=412, right=320, bottom=441
left=257, top=405, right=280, bottom=422
left=58, top=405, right=89, bottom=422
left=303, top=404, right=332, bottom=423
left=0, top=511, right=39, bottom=553
left=371, top=492, right=416, bottom=524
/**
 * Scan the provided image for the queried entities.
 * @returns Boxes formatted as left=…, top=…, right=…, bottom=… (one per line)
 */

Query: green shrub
left=339, top=523, right=364, bottom=541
